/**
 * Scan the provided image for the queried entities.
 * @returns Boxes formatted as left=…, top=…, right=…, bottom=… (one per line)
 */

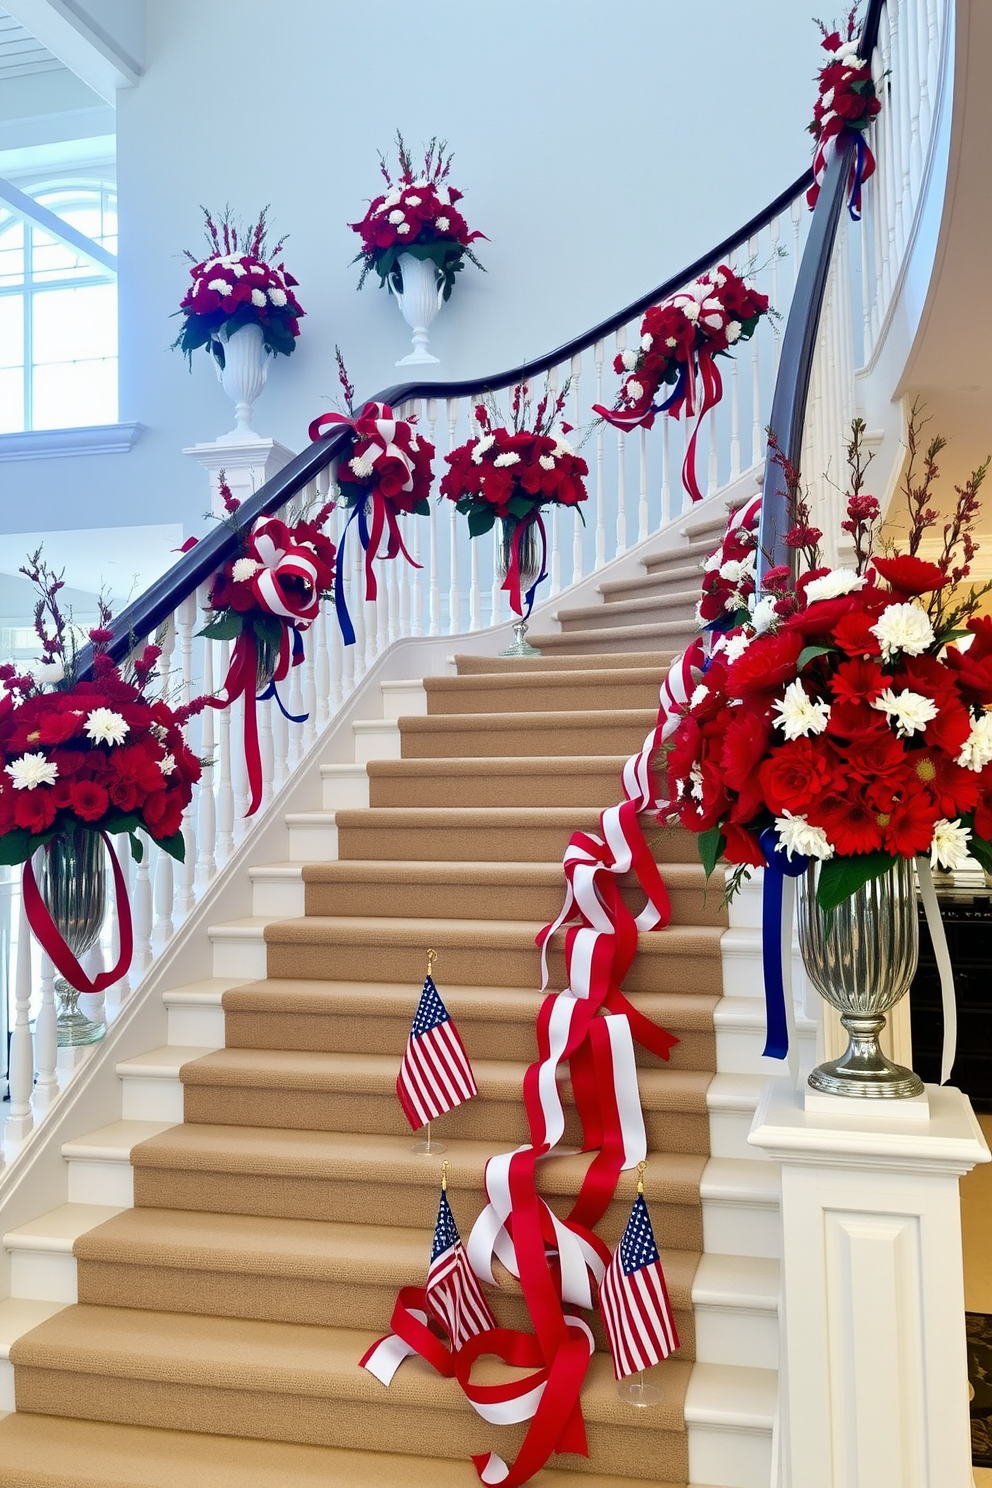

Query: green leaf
left=966, top=832, right=992, bottom=875
left=507, top=495, right=535, bottom=520
left=198, top=611, right=244, bottom=641
left=467, top=506, right=496, bottom=539
left=815, top=851, right=897, bottom=912
left=253, top=614, right=284, bottom=648
left=156, top=830, right=186, bottom=864
left=935, top=627, right=969, bottom=647
left=797, top=644, right=835, bottom=671
left=104, top=813, right=142, bottom=837
left=0, top=830, right=37, bottom=865
left=128, top=832, right=144, bottom=865
left=697, top=827, right=726, bottom=881
left=413, top=498, right=430, bottom=517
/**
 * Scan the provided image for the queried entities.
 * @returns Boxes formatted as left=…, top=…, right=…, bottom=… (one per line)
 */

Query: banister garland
left=807, top=14, right=882, bottom=222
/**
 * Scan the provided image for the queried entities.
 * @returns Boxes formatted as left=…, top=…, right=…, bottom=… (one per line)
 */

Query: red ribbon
left=22, top=831, right=133, bottom=993
left=679, top=350, right=723, bottom=504
left=207, top=625, right=298, bottom=817
left=501, top=513, right=547, bottom=618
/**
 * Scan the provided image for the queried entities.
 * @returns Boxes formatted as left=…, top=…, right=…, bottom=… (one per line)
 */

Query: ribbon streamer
left=23, top=831, right=134, bottom=992
left=757, top=828, right=808, bottom=1072
left=915, top=856, right=958, bottom=1086
left=501, top=514, right=548, bottom=619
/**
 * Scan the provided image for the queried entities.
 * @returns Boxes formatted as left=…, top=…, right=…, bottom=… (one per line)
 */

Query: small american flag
left=599, top=1189, right=679, bottom=1380
left=427, top=1184, right=496, bottom=1348
left=396, top=974, right=478, bottom=1130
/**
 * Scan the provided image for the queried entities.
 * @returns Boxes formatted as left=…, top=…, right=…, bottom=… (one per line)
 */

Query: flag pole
left=412, top=948, right=447, bottom=1154
left=618, top=1161, right=661, bottom=1408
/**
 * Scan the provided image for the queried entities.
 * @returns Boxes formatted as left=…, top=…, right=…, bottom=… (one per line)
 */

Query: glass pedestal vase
left=798, top=857, right=923, bottom=1098
left=37, top=828, right=107, bottom=1047
left=496, top=517, right=543, bottom=658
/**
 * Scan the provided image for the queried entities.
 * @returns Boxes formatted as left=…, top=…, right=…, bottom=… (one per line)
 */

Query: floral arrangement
left=173, top=206, right=305, bottom=365
left=0, top=553, right=201, bottom=867
left=807, top=10, right=882, bottom=219
left=664, top=417, right=992, bottom=910
left=697, top=498, right=762, bottom=629
left=349, top=133, right=486, bottom=300
left=593, top=266, right=769, bottom=502
left=199, top=482, right=336, bottom=815
left=308, top=351, right=433, bottom=645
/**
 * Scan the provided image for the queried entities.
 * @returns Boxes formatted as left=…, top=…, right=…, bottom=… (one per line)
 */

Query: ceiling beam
left=2, top=0, right=140, bottom=101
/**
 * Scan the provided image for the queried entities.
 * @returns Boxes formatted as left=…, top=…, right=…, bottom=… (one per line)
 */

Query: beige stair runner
left=1, top=629, right=733, bottom=1486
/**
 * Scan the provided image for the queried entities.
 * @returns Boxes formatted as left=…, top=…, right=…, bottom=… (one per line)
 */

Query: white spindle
left=375, top=562, right=389, bottom=653
left=7, top=888, right=34, bottom=1142
left=447, top=398, right=461, bottom=632
left=258, top=692, right=275, bottom=807
left=216, top=637, right=236, bottom=861
left=110, top=852, right=133, bottom=1004
left=661, top=415, right=672, bottom=527
left=197, top=614, right=218, bottom=886
left=83, top=941, right=105, bottom=1036
left=570, top=353, right=584, bottom=585
left=175, top=593, right=197, bottom=921
left=33, top=950, right=57, bottom=1112
left=153, top=618, right=177, bottom=942
left=594, top=340, right=606, bottom=567
left=133, top=835, right=154, bottom=975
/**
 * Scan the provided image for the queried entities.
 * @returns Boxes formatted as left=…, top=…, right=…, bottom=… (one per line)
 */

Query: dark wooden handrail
left=79, top=168, right=814, bottom=673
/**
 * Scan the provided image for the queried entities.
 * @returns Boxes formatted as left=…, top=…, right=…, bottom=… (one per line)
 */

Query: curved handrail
left=757, top=0, right=885, bottom=576
left=82, top=167, right=814, bottom=673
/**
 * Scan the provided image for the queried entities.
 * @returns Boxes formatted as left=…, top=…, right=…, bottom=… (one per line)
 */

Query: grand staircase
left=0, top=503, right=785, bottom=1488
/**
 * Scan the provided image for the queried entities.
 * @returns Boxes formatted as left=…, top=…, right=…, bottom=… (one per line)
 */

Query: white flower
left=930, top=817, right=972, bottom=872
left=803, top=569, right=865, bottom=604
left=750, top=595, right=778, bottom=634
left=230, top=263, right=247, bottom=278
left=494, top=453, right=521, bottom=468
left=5, top=752, right=58, bottom=790
left=625, top=379, right=644, bottom=402
left=404, top=194, right=422, bottom=206
left=695, top=600, right=705, bottom=627
left=872, top=687, right=938, bottom=738
left=665, top=337, right=677, bottom=348
left=690, top=684, right=709, bottom=709
left=471, top=433, right=495, bottom=464
left=413, top=178, right=429, bottom=188
left=249, top=264, right=266, bottom=276
left=641, top=333, right=654, bottom=352
left=553, top=436, right=575, bottom=458
left=85, top=708, right=130, bottom=747
left=207, top=278, right=233, bottom=295
left=231, top=557, right=262, bottom=583
left=435, top=188, right=450, bottom=207
left=871, top=602, right=935, bottom=660
left=397, top=223, right=411, bottom=234
left=539, top=455, right=556, bottom=471
left=689, top=763, right=705, bottom=801
left=382, top=190, right=402, bottom=209
left=772, top=679, right=831, bottom=740
left=388, top=210, right=405, bottom=225
left=349, top=453, right=377, bottom=480
left=682, top=300, right=700, bottom=323
left=435, top=215, right=450, bottom=232
left=774, top=812, right=835, bottom=861
left=703, top=548, right=722, bottom=573
left=718, top=630, right=753, bottom=664
left=159, top=753, right=177, bottom=777
left=719, top=555, right=755, bottom=584
left=822, top=87, right=835, bottom=109
left=723, top=590, right=745, bottom=612
left=620, top=348, right=639, bottom=371
left=250, top=288, right=267, bottom=308
left=268, top=287, right=288, bottom=307
left=957, top=712, right=992, bottom=772
left=725, top=322, right=741, bottom=344
left=32, top=659, right=65, bottom=686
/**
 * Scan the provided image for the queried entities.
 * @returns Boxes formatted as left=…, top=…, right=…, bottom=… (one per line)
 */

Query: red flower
left=726, top=632, right=803, bottom=695
left=830, top=658, right=886, bottom=706
left=808, top=792, right=884, bottom=855
left=723, top=821, right=767, bottom=867
left=143, top=790, right=185, bottom=840
left=70, top=782, right=109, bottom=822
left=880, top=794, right=938, bottom=857
left=758, top=739, right=834, bottom=815
left=13, top=789, right=56, bottom=833
left=833, top=610, right=882, bottom=658
left=872, top=555, right=948, bottom=595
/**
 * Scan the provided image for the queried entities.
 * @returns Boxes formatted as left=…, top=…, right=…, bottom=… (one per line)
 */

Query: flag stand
left=617, top=1163, right=662, bottom=1406
left=412, top=1119, right=446, bottom=1155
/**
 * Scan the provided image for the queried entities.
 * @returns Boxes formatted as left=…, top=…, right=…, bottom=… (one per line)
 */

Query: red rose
left=758, top=738, right=834, bottom=815
left=143, top=790, right=185, bottom=839
left=723, top=821, right=767, bottom=868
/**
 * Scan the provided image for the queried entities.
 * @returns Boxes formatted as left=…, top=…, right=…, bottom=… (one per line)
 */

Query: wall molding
left=0, top=422, right=143, bottom=461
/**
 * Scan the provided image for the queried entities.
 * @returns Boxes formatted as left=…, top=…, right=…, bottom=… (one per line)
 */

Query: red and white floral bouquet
left=441, top=383, right=588, bottom=615
left=349, top=133, right=486, bottom=301
left=664, top=420, right=992, bottom=911
left=807, top=10, right=882, bottom=218
left=174, top=206, right=305, bottom=364
left=593, top=266, right=769, bottom=502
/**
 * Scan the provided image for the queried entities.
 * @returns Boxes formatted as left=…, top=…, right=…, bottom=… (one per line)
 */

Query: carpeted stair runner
left=3, top=634, right=735, bottom=1485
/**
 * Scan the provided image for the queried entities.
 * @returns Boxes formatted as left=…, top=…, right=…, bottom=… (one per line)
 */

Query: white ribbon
left=915, top=856, right=957, bottom=1086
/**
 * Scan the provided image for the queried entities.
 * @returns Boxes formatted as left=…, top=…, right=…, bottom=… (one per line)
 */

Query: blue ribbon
left=332, top=500, right=364, bottom=647
left=758, top=827, right=808, bottom=1061
left=256, top=628, right=308, bottom=723
left=847, top=131, right=869, bottom=221
left=656, top=360, right=689, bottom=414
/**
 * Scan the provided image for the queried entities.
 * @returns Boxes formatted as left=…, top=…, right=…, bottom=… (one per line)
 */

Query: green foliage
left=815, top=851, right=897, bottom=912
left=198, top=611, right=244, bottom=641
left=697, top=827, right=726, bottom=881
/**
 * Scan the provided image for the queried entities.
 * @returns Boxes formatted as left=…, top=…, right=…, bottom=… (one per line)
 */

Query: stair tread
left=452, top=650, right=677, bottom=673
left=0, top=1413, right=697, bottom=1487
left=301, top=858, right=715, bottom=886
left=426, top=667, right=665, bottom=690
left=262, top=914, right=724, bottom=957
left=528, top=620, right=697, bottom=647
left=4, top=1203, right=123, bottom=1251
left=399, top=707, right=660, bottom=728
left=560, top=592, right=698, bottom=620
left=366, top=754, right=632, bottom=776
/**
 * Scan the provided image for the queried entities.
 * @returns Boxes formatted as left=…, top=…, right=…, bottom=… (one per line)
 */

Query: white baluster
left=614, top=328, right=627, bottom=556
left=216, top=637, right=237, bottom=860
left=549, top=507, right=562, bottom=597
left=133, top=834, right=154, bottom=975
left=270, top=680, right=289, bottom=790
left=388, top=553, right=401, bottom=646
left=175, top=594, right=197, bottom=921
left=258, top=691, right=275, bottom=807
left=427, top=398, right=441, bottom=635
left=708, top=406, right=719, bottom=498
left=570, top=353, right=584, bottom=583
left=490, top=524, right=503, bottom=628
left=197, top=623, right=217, bottom=887
left=751, top=321, right=763, bottom=468
left=376, top=559, right=389, bottom=653
left=408, top=503, right=422, bottom=637
left=469, top=533, right=481, bottom=630
left=110, top=848, right=133, bottom=1004
left=769, top=212, right=784, bottom=380
left=447, top=397, right=461, bottom=632
left=661, top=416, right=672, bottom=527
left=0, top=868, right=10, bottom=1104
left=352, top=538, right=369, bottom=679
left=594, top=339, right=606, bottom=567
left=316, top=600, right=334, bottom=721
left=83, top=941, right=106, bottom=1035
left=288, top=634, right=306, bottom=766
left=33, top=951, right=58, bottom=1112
left=153, top=619, right=177, bottom=943
left=7, top=887, right=34, bottom=1142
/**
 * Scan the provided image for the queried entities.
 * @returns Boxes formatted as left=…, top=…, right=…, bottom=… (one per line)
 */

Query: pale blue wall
left=1, top=0, right=817, bottom=539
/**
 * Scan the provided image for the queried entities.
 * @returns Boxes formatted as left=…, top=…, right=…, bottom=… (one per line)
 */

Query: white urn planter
left=211, top=322, right=271, bottom=443
left=388, top=253, right=443, bottom=366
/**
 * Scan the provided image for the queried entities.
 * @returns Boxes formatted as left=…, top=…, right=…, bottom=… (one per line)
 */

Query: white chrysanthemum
left=159, top=753, right=177, bottom=777
left=435, top=215, right=450, bottom=232
left=620, top=348, right=639, bottom=371
left=268, top=287, right=287, bottom=307
left=207, top=278, right=233, bottom=295
left=930, top=817, right=972, bottom=872
left=249, top=263, right=266, bottom=276
left=231, top=557, right=262, bottom=583
left=539, top=455, right=556, bottom=471
left=804, top=569, right=866, bottom=604
left=404, top=195, right=422, bottom=206
left=641, top=332, right=654, bottom=351
left=774, top=812, right=835, bottom=861
left=85, top=708, right=130, bottom=747
left=957, top=712, right=992, bottom=772
left=703, top=548, right=722, bottom=573
left=772, top=679, right=831, bottom=740
left=625, top=379, right=644, bottom=401
left=382, top=189, right=402, bottom=209
left=470, top=433, right=495, bottom=465
left=553, top=437, right=574, bottom=458
left=250, top=289, right=266, bottom=308
left=750, top=595, right=778, bottom=634
left=682, top=300, right=700, bottom=323
left=725, top=322, right=742, bottom=344
left=872, top=687, right=938, bottom=738
left=5, top=752, right=58, bottom=790
left=871, top=602, right=935, bottom=660
left=397, top=222, right=411, bottom=234
left=719, top=555, right=755, bottom=584
left=230, top=263, right=247, bottom=278
left=388, top=210, right=405, bottom=224
left=32, top=659, right=65, bottom=686
left=435, top=187, right=450, bottom=207
left=690, top=684, right=709, bottom=709
left=718, top=630, right=753, bottom=664
left=494, top=452, right=521, bottom=468
left=349, top=453, right=377, bottom=480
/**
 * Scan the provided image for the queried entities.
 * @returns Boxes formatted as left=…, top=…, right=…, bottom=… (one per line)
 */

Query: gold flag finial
left=441, top=1160, right=449, bottom=1191
left=637, top=1160, right=647, bottom=1196
left=427, top=948, right=438, bottom=977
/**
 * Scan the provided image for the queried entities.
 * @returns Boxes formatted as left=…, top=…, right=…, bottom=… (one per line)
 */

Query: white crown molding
left=2, top=0, right=140, bottom=100
left=0, top=422, right=142, bottom=461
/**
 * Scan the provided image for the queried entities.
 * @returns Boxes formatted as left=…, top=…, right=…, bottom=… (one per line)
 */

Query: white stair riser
left=694, top=1307, right=778, bottom=1371
left=166, top=1002, right=226, bottom=1047
left=703, top=1196, right=781, bottom=1260
left=210, top=935, right=267, bottom=981
left=251, top=876, right=306, bottom=918
left=121, top=1075, right=185, bottom=1124
left=287, top=818, right=339, bottom=862
left=709, top=1109, right=769, bottom=1162
left=688, top=1421, right=773, bottom=1488
left=716, top=1026, right=817, bottom=1078
left=353, top=720, right=402, bottom=763
left=9, top=1249, right=76, bottom=1305
left=321, top=768, right=370, bottom=810
left=0, top=1362, right=14, bottom=1412
left=380, top=681, right=428, bottom=720
left=67, top=1159, right=133, bottom=1208
left=720, top=932, right=766, bottom=999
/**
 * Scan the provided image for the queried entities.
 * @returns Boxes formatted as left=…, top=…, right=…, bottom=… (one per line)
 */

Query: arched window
left=0, top=180, right=117, bottom=433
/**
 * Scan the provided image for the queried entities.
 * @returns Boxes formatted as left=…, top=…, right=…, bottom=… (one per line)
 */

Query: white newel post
left=183, top=437, right=297, bottom=516
left=750, top=1079, right=989, bottom=1488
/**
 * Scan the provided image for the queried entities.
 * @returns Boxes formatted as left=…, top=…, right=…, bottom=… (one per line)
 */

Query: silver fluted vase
left=496, top=516, right=543, bottom=658
left=38, top=828, right=107, bottom=1046
left=798, top=857, right=923, bottom=1098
